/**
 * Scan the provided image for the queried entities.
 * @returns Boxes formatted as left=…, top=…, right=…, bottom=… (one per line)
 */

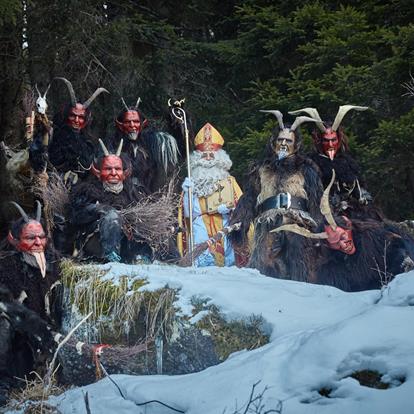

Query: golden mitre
left=194, top=123, right=224, bottom=151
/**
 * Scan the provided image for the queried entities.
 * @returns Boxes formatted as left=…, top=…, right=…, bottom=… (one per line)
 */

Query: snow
left=16, top=265, right=414, bottom=413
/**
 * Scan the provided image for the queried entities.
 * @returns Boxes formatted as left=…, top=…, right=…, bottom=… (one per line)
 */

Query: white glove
left=217, top=204, right=230, bottom=215
left=182, top=177, right=194, bottom=192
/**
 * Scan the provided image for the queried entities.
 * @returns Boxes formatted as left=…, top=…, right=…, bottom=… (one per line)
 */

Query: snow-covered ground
left=31, top=266, right=414, bottom=413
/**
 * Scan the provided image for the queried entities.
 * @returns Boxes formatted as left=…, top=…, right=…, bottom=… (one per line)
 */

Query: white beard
left=23, top=251, right=47, bottom=278
left=190, top=150, right=232, bottom=197
left=103, top=181, right=124, bottom=194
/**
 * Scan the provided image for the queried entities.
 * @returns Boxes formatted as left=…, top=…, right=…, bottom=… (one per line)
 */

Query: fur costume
left=105, top=103, right=180, bottom=192
left=315, top=217, right=414, bottom=291
left=0, top=246, right=60, bottom=405
left=30, top=120, right=94, bottom=178
left=70, top=177, right=152, bottom=263
left=289, top=106, right=381, bottom=220
left=309, top=150, right=382, bottom=220
left=231, top=151, right=324, bottom=281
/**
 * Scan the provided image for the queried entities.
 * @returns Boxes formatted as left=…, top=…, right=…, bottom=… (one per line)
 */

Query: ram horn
left=120, top=97, right=129, bottom=111
left=55, top=77, right=77, bottom=106
left=10, top=202, right=30, bottom=223
left=320, top=169, right=337, bottom=230
left=270, top=224, right=328, bottom=239
left=35, top=200, right=42, bottom=222
left=259, top=110, right=284, bottom=130
left=83, top=87, right=109, bottom=109
left=332, top=105, right=368, bottom=131
left=116, top=139, right=124, bottom=156
left=290, top=116, right=322, bottom=132
left=98, top=139, right=110, bottom=156
left=43, top=83, right=51, bottom=98
left=134, top=97, right=141, bottom=109
left=289, top=108, right=326, bottom=132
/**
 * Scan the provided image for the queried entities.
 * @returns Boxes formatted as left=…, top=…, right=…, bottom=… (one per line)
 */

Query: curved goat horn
left=271, top=224, right=328, bottom=239
left=35, top=200, right=42, bottom=222
left=320, top=169, right=337, bottom=230
left=260, top=110, right=284, bottom=130
left=289, top=108, right=326, bottom=132
left=83, top=87, right=109, bottom=109
left=43, top=83, right=51, bottom=98
left=55, top=77, right=77, bottom=106
left=120, top=97, right=129, bottom=111
left=98, top=139, right=110, bottom=156
left=10, top=202, right=30, bottom=223
left=116, top=139, right=124, bottom=156
left=35, top=84, right=41, bottom=97
left=134, top=97, right=141, bottom=109
left=332, top=105, right=368, bottom=131
left=290, top=116, right=322, bottom=132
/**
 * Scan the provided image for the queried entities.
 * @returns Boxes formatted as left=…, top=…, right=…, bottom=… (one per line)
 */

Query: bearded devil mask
left=7, top=201, right=48, bottom=277
left=92, top=139, right=131, bottom=192
left=115, top=97, right=148, bottom=141
left=260, top=110, right=320, bottom=160
left=289, top=105, right=368, bottom=160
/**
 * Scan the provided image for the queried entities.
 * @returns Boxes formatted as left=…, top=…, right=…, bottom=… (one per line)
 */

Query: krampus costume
left=104, top=97, right=180, bottom=192
left=230, top=111, right=324, bottom=281
left=275, top=172, right=414, bottom=291
left=0, top=202, right=60, bottom=405
left=289, top=106, right=381, bottom=220
left=70, top=140, right=152, bottom=263
left=29, top=78, right=108, bottom=185
left=179, top=123, right=248, bottom=267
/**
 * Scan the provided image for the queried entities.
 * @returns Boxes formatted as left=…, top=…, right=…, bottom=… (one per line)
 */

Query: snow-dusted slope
left=46, top=266, right=414, bottom=413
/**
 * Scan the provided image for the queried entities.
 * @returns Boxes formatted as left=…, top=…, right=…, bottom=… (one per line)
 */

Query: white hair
left=190, top=149, right=232, bottom=197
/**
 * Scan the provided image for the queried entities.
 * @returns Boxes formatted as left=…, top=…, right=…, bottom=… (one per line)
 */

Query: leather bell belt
left=257, top=193, right=308, bottom=214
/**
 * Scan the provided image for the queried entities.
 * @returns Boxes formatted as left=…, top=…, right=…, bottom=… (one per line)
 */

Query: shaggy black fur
left=230, top=147, right=324, bottom=281
left=316, top=217, right=414, bottom=291
left=105, top=129, right=157, bottom=192
left=0, top=248, right=60, bottom=320
left=70, top=177, right=152, bottom=262
left=309, top=149, right=382, bottom=221
left=105, top=124, right=180, bottom=193
left=0, top=247, right=60, bottom=403
left=30, top=112, right=94, bottom=177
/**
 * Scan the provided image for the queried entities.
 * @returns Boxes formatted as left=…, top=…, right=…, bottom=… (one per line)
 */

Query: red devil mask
left=92, top=139, right=131, bottom=183
left=325, top=217, right=355, bottom=255
left=321, top=128, right=341, bottom=160
left=8, top=221, right=47, bottom=253
left=92, top=155, right=127, bottom=184
left=65, top=103, right=87, bottom=131
left=115, top=110, right=148, bottom=141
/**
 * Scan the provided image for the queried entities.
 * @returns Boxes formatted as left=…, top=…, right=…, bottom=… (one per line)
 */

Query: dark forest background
left=0, top=0, right=413, bottom=220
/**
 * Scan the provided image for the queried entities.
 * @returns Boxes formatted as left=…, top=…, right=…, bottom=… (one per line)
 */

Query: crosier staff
left=169, top=98, right=194, bottom=265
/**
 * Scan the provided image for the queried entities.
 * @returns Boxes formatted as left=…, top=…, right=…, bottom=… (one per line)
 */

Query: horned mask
left=115, top=97, right=148, bottom=140
left=289, top=106, right=368, bottom=160
left=260, top=110, right=321, bottom=160
left=55, top=77, right=109, bottom=131
left=7, top=201, right=48, bottom=277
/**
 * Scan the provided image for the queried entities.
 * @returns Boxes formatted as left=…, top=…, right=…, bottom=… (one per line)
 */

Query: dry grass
left=6, top=370, right=65, bottom=414
left=60, top=259, right=177, bottom=344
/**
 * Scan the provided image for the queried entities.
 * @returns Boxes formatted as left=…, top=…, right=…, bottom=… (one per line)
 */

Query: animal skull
left=35, top=84, right=50, bottom=115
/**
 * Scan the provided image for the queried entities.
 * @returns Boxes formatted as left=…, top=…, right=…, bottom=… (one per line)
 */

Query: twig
left=44, top=312, right=93, bottom=392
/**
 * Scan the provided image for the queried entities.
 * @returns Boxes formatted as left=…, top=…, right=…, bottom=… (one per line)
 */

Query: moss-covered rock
left=58, top=261, right=270, bottom=385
